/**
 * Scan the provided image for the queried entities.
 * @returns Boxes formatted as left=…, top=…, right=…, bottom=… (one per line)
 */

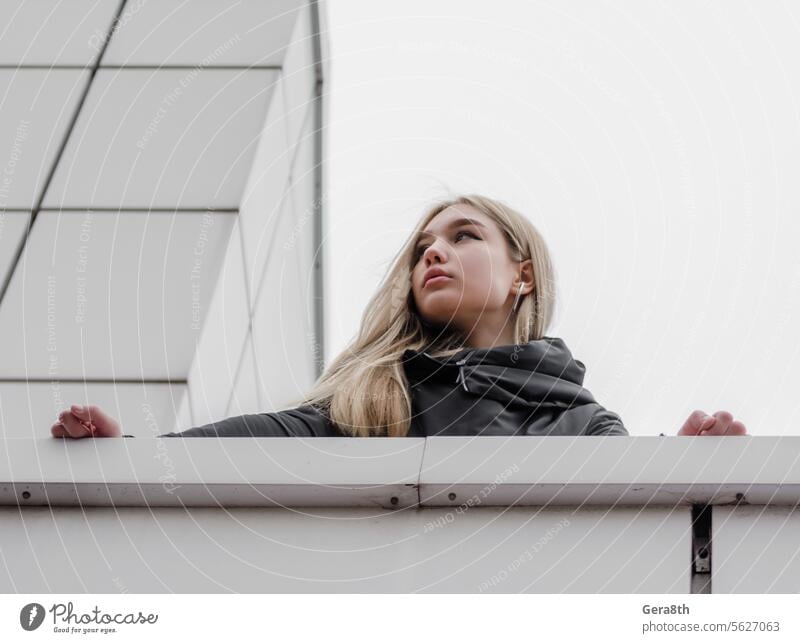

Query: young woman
left=51, top=194, right=748, bottom=440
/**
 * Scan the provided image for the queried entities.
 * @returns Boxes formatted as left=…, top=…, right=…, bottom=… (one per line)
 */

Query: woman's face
left=410, top=204, right=529, bottom=342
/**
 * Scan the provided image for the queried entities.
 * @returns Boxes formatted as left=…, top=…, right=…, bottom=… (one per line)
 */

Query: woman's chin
left=419, top=307, right=459, bottom=327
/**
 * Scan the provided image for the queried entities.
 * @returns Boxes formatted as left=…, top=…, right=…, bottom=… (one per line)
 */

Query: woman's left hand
left=678, top=409, right=748, bottom=436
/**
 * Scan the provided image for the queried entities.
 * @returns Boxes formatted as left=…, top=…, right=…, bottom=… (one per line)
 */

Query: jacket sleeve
left=584, top=407, right=629, bottom=436
left=123, top=404, right=343, bottom=438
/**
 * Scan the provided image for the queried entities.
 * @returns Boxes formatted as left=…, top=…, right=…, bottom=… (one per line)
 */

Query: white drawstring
left=455, top=351, right=475, bottom=392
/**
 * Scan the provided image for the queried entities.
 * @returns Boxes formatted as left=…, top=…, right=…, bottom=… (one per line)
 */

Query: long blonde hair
left=285, top=194, right=557, bottom=437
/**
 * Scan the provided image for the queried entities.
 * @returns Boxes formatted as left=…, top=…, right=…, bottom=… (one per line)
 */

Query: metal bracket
left=691, top=504, right=712, bottom=593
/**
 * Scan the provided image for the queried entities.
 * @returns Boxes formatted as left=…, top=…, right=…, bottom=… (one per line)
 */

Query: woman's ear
left=514, top=259, right=535, bottom=296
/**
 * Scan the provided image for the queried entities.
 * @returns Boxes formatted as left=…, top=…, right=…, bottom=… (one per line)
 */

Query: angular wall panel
left=0, top=1, right=325, bottom=437
left=175, top=383, right=194, bottom=434
left=0, top=0, right=118, bottom=66
left=289, top=107, right=319, bottom=351
left=187, top=218, right=250, bottom=427
left=252, top=189, right=317, bottom=412
left=0, top=69, right=89, bottom=208
left=239, top=79, right=292, bottom=310
left=281, top=1, right=317, bottom=165
left=102, top=0, right=305, bottom=67
left=226, top=332, right=261, bottom=417
left=0, top=211, right=29, bottom=288
left=43, top=69, right=280, bottom=209
left=0, top=211, right=234, bottom=379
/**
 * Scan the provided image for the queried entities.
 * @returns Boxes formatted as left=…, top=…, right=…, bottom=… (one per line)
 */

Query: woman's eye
left=455, top=230, right=478, bottom=242
left=413, top=231, right=478, bottom=262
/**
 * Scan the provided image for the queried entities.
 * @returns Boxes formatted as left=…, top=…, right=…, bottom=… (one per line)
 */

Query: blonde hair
left=285, top=194, right=557, bottom=437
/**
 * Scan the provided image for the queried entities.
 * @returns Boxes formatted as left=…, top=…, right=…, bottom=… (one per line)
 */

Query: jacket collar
left=402, top=336, right=585, bottom=380
left=401, top=336, right=597, bottom=408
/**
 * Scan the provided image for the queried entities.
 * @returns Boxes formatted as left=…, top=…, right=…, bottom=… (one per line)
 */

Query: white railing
left=1, top=436, right=797, bottom=593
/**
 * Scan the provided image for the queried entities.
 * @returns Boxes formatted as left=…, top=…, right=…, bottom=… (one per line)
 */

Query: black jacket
left=143, top=337, right=628, bottom=438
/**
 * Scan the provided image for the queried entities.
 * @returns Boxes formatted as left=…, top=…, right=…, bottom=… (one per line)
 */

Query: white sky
left=323, top=0, right=800, bottom=436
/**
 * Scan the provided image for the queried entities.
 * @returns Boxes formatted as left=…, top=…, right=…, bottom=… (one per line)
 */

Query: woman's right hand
left=51, top=404, right=123, bottom=439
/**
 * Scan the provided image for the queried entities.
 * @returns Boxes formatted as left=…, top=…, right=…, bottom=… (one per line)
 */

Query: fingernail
left=72, top=405, right=84, bottom=412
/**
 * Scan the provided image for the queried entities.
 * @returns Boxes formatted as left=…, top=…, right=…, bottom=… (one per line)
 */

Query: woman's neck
left=464, top=323, right=515, bottom=349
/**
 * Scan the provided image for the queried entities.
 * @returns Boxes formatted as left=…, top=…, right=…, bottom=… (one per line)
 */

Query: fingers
left=678, top=409, right=717, bottom=436
left=678, top=409, right=749, bottom=436
left=54, top=411, right=94, bottom=439
left=50, top=404, right=122, bottom=438
left=702, top=410, right=733, bottom=435
left=701, top=416, right=748, bottom=436
left=51, top=422, right=68, bottom=438
left=70, top=404, right=112, bottom=428
left=713, top=409, right=734, bottom=427
left=730, top=420, right=748, bottom=434
left=678, top=410, right=702, bottom=435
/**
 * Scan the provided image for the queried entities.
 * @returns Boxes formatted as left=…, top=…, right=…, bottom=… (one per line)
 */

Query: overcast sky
left=323, top=1, right=800, bottom=436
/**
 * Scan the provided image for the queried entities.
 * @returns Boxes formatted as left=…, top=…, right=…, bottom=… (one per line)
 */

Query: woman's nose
left=422, top=241, right=448, bottom=264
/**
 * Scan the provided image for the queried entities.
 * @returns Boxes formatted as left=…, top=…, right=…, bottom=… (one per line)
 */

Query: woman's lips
left=423, top=275, right=452, bottom=288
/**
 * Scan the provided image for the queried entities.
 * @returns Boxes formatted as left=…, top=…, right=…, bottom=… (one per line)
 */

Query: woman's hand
left=677, top=409, right=748, bottom=436
left=51, top=404, right=123, bottom=439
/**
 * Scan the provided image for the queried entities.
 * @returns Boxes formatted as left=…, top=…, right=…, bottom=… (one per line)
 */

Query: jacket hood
left=401, top=336, right=598, bottom=410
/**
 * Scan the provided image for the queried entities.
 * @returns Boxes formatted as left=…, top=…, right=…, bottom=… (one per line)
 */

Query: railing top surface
left=1, top=436, right=793, bottom=508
